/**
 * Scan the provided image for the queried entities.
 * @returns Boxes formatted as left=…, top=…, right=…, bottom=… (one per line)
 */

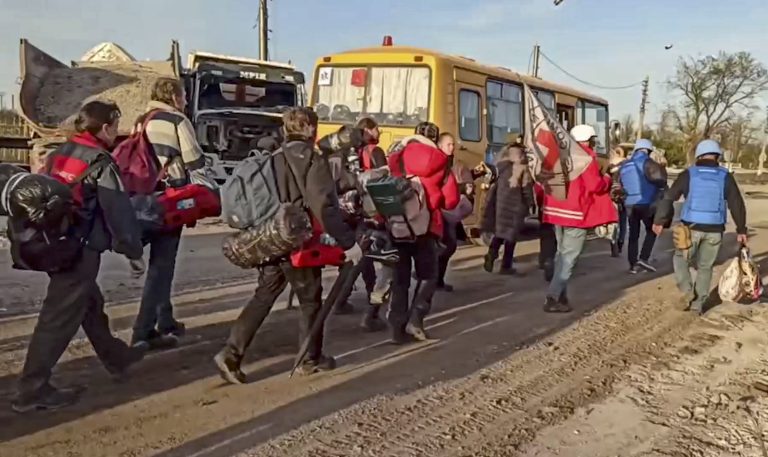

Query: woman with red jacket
left=541, top=125, right=617, bottom=313
left=386, top=122, right=459, bottom=344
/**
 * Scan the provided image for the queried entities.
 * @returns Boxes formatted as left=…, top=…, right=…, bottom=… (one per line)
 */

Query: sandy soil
left=0, top=229, right=766, bottom=457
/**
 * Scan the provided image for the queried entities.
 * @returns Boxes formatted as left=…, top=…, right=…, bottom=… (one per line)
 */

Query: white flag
left=523, top=84, right=593, bottom=200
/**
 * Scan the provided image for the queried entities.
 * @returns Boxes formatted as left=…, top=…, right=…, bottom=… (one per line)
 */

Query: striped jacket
left=143, top=101, right=205, bottom=183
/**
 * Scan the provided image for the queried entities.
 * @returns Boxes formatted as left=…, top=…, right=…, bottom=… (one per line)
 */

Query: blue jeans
left=547, top=226, right=588, bottom=299
left=132, top=228, right=182, bottom=340
left=673, top=231, right=722, bottom=312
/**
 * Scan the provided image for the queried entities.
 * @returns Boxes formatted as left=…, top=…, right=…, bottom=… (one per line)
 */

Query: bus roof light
left=414, top=56, right=424, bottom=62
left=382, top=36, right=393, bottom=46
left=322, top=56, right=331, bottom=62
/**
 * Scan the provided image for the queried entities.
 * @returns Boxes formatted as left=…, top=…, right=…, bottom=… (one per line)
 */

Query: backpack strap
left=69, top=153, right=112, bottom=187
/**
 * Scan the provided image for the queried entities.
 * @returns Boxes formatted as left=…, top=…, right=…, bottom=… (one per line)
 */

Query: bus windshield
left=314, top=65, right=430, bottom=126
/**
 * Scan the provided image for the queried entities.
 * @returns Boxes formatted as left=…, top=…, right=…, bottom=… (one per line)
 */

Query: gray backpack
left=221, top=150, right=281, bottom=229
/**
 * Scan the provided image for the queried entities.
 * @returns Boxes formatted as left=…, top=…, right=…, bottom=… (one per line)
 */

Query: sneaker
left=159, top=320, right=186, bottom=338
left=543, top=296, right=572, bottom=313
left=299, top=355, right=336, bottom=376
left=361, top=306, right=387, bottom=333
left=131, top=330, right=179, bottom=351
left=637, top=260, right=657, bottom=273
left=629, top=265, right=642, bottom=275
left=12, top=385, right=83, bottom=413
left=483, top=254, right=495, bottom=273
left=105, top=346, right=146, bottom=382
left=558, top=292, right=569, bottom=306
left=213, top=351, right=246, bottom=385
left=333, top=301, right=355, bottom=316
left=406, top=314, right=429, bottom=341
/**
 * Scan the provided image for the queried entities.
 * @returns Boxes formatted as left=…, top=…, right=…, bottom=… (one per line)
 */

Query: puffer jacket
left=388, top=138, right=459, bottom=237
left=480, top=146, right=534, bottom=240
left=541, top=144, right=617, bottom=228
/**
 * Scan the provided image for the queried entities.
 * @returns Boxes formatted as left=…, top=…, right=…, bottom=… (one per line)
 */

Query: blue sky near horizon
left=1, top=0, right=767, bottom=123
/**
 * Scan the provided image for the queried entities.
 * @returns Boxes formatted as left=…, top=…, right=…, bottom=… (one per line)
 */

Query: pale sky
left=1, top=0, right=767, bottom=123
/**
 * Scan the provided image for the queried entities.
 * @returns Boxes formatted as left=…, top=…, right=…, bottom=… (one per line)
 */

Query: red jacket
left=388, top=142, right=460, bottom=237
left=541, top=145, right=617, bottom=228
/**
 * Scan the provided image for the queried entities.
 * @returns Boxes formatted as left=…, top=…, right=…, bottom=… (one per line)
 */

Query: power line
left=539, top=51, right=644, bottom=90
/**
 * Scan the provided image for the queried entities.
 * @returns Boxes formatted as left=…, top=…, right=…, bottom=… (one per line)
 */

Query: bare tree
left=667, top=51, right=768, bottom=163
left=619, top=114, right=635, bottom=143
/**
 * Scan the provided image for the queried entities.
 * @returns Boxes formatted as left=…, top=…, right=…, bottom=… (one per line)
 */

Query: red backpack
left=112, top=111, right=162, bottom=195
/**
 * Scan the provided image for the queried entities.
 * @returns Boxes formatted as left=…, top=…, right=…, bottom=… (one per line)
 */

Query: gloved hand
left=344, top=243, right=364, bottom=262
left=129, top=258, right=146, bottom=279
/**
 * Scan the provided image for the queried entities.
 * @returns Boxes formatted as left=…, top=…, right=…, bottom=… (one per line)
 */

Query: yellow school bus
left=309, top=38, right=610, bottom=230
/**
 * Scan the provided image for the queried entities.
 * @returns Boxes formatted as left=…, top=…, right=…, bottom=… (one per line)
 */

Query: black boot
left=483, top=253, right=496, bottom=273
left=361, top=305, right=386, bottom=332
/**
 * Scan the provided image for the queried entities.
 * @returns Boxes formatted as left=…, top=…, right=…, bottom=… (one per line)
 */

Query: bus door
left=557, top=104, right=574, bottom=131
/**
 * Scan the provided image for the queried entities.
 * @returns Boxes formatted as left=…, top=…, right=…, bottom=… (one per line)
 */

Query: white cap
left=570, top=124, right=597, bottom=142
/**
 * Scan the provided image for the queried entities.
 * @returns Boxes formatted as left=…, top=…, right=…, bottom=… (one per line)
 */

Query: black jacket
left=273, top=138, right=356, bottom=249
left=48, top=137, right=143, bottom=259
left=480, top=147, right=534, bottom=241
left=654, top=160, right=747, bottom=234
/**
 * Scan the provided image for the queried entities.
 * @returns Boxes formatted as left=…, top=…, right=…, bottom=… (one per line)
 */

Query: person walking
left=12, top=101, right=145, bottom=412
left=437, top=132, right=475, bottom=291
left=619, top=139, right=668, bottom=273
left=214, top=108, right=360, bottom=384
left=481, top=141, right=534, bottom=275
left=541, top=125, right=617, bottom=313
left=130, top=77, right=209, bottom=350
left=387, top=122, right=459, bottom=343
left=653, top=139, right=747, bottom=315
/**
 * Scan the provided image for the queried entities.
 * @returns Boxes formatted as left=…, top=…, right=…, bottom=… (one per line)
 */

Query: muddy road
left=1, top=227, right=767, bottom=457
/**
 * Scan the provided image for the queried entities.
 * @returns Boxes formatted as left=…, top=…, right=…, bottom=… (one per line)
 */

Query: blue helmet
left=695, top=139, right=722, bottom=159
left=633, top=138, right=653, bottom=153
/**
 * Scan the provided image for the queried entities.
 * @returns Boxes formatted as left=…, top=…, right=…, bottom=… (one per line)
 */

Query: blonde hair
left=282, top=107, right=318, bottom=139
left=151, top=77, right=184, bottom=106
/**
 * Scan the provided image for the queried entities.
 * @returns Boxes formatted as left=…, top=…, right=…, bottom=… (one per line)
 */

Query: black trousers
left=488, top=237, right=516, bottom=269
left=437, top=222, right=459, bottom=285
left=539, top=222, right=557, bottom=268
left=224, top=262, right=324, bottom=362
left=626, top=204, right=657, bottom=267
left=18, top=248, right=132, bottom=399
left=389, top=236, right=439, bottom=330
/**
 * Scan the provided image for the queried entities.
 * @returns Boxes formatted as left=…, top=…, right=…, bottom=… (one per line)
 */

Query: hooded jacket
left=45, top=132, right=143, bottom=259
left=481, top=145, right=535, bottom=240
left=541, top=144, right=617, bottom=228
left=388, top=137, right=460, bottom=237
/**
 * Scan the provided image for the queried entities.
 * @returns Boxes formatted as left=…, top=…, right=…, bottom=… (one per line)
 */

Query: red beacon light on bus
left=382, top=35, right=393, bottom=47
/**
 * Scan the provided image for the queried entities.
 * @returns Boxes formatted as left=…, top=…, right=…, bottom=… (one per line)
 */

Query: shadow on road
left=0, top=232, right=752, bottom=453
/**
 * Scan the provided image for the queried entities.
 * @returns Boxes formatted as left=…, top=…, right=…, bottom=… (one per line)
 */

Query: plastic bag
left=222, top=204, right=312, bottom=269
left=0, top=164, right=28, bottom=217
left=719, top=246, right=763, bottom=303
left=3, top=172, right=75, bottom=231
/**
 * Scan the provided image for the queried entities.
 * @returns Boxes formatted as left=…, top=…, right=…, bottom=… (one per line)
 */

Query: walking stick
left=289, top=260, right=363, bottom=377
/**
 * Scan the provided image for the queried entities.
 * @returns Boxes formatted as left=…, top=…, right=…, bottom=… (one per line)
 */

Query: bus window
left=486, top=80, right=522, bottom=144
left=314, top=66, right=430, bottom=126
left=582, top=102, right=608, bottom=156
left=533, top=90, right=556, bottom=112
left=459, top=90, right=481, bottom=142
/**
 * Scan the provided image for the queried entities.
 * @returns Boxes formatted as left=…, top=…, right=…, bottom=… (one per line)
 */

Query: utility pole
left=0, top=92, right=5, bottom=110
left=532, top=44, right=541, bottom=78
left=258, top=0, right=269, bottom=61
left=636, top=76, right=649, bottom=141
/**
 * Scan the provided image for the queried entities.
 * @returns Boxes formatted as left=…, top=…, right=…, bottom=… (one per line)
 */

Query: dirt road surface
left=2, top=225, right=768, bottom=456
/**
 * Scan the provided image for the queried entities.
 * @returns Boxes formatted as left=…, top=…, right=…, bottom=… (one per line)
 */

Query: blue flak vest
left=681, top=166, right=728, bottom=225
left=619, top=153, right=658, bottom=206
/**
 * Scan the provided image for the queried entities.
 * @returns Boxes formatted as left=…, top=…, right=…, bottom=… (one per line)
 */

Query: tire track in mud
left=246, top=283, right=696, bottom=457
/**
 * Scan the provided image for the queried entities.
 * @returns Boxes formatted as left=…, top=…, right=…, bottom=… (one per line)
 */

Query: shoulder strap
left=274, top=147, right=310, bottom=206
left=70, top=153, right=111, bottom=187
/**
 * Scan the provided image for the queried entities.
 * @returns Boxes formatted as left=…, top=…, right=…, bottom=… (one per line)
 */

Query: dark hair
left=151, top=77, right=184, bottom=105
left=74, top=100, right=121, bottom=136
left=282, top=107, right=319, bottom=139
left=415, top=122, right=440, bottom=142
left=356, top=117, right=378, bottom=130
